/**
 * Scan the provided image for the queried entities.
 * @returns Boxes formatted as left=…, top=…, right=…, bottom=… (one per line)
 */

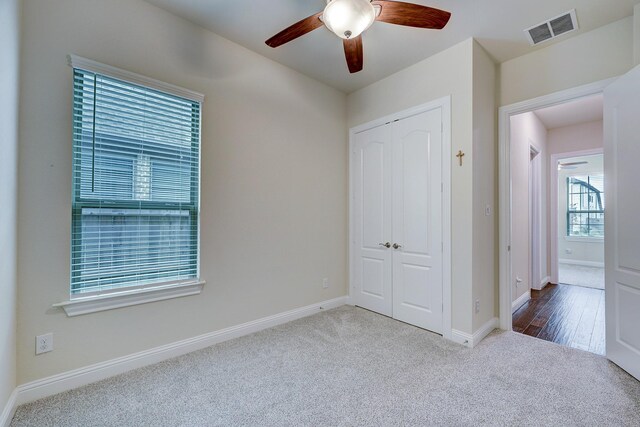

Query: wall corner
left=634, top=4, right=640, bottom=66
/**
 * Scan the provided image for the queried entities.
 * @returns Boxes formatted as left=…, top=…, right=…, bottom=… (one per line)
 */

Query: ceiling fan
left=265, top=0, right=451, bottom=73
left=558, top=161, right=588, bottom=170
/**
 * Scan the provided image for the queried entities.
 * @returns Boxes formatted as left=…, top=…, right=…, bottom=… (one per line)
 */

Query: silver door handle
left=378, top=242, right=391, bottom=248
left=393, top=243, right=402, bottom=249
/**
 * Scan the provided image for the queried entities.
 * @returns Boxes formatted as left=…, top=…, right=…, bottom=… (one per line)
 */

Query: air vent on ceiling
left=524, top=9, right=578, bottom=46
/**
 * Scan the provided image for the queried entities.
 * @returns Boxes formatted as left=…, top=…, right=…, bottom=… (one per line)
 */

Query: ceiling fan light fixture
left=322, top=0, right=376, bottom=39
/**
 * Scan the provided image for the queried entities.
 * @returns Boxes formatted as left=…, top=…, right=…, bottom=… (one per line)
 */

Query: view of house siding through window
left=71, top=69, right=201, bottom=295
left=567, top=175, right=604, bottom=238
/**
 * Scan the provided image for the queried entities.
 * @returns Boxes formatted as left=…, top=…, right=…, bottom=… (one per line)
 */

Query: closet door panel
left=392, top=109, right=443, bottom=333
left=352, top=125, right=393, bottom=316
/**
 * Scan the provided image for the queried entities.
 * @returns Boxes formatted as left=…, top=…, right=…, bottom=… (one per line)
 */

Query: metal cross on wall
left=456, top=150, right=465, bottom=166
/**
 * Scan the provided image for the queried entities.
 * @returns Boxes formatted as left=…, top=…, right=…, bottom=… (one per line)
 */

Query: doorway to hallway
left=506, top=91, right=606, bottom=355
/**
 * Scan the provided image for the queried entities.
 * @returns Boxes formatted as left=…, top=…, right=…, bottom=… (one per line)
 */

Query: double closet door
left=352, top=108, right=443, bottom=334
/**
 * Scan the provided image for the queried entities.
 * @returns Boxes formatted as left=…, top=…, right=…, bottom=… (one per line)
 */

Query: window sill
left=565, top=236, right=604, bottom=243
left=53, top=280, right=205, bottom=317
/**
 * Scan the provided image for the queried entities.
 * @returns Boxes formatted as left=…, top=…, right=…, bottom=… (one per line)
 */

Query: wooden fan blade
left=265, top=12, right=324, bottom=48
left=343, top=35, right=364, bottom=74
left=372, top=1, right=451, bottom=29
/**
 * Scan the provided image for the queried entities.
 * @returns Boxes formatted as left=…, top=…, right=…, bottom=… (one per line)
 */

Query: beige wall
left=471, top=41, right=498, bottom=331
left=500, top=17, right=634, bottom=106
left=348, top=39, right=474, bottom=333
left=547, top=120, right=604, bottom=156
left=17, top=0, right=348, bottom=384
left=14, top=0, right=634, bottom=389
left=510, top=112, right=548, bottom=302
left=0, top=0, right=20, bottom=412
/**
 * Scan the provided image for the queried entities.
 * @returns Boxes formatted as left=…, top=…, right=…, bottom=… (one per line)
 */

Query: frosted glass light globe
left=323, top=0, right=376, bottom=39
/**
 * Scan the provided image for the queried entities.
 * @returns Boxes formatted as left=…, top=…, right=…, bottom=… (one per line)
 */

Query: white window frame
left=565, top=174, right=605, bottom=239
left=55, top=55, right=205, bottom=317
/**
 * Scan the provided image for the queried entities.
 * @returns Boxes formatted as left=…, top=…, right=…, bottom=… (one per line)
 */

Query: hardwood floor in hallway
left=512, top=283, right=605, bottom=355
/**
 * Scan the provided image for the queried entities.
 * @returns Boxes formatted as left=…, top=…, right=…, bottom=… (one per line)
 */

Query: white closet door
left=391, top=109, right=443, bottom=333
left=604, top=64, right=640, bottom=380
left=353, top=124, right=393, bottom=316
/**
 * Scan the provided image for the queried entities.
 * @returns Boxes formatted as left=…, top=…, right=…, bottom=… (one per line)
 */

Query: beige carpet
left=11, top=306, right=640, bottom=426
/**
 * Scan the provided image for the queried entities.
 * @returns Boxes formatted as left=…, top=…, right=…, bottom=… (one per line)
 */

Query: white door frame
left=549, top=148, right=604, bottom=284
left=529, top=144, right=542, bottom=291
left=348, top=96, right=452, bottom=340
left=498, top=79, right=616, bottom=330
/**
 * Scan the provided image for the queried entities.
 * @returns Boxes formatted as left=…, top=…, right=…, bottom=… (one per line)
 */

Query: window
left=71, top=59, right=202, bottom=297
left=567, top=175, right=604, bottom=238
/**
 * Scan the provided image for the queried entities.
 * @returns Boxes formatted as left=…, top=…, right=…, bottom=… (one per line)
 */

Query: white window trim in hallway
left=550, top=148, right=604, bottom=286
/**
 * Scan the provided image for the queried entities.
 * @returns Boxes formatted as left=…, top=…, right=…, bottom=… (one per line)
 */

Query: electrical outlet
left=36, top=333, right=53, bottom=355
left=475, top=300, right=480, bottom=314
left=322, top=278, right=329, bottom=289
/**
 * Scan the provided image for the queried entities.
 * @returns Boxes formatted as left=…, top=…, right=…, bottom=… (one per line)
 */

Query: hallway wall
left=510, top=112, right=548, bottom=304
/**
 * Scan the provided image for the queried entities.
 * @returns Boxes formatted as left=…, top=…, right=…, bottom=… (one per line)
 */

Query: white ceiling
left=534, top=94, right=603, bottom=130
left=144, top=0, right=640, bottom=93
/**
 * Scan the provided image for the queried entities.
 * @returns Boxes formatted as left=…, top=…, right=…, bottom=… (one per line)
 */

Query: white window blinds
left=71, top=64, right=202, bottom=296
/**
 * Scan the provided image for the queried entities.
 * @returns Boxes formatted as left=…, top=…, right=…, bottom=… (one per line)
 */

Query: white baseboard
left=13, top=296, right=348, bottom=408
left=512, top=290, right=531, bottom=313
left=0, top=389, right=17, bottom=427
left=345, top=293, right=355, bottom=306
left=450, top=317, right=499, bottom=348
left=536, top=276, right=551, bottom=291
left=532, top=276, right=551, bottom=291
left=559, top=259, right=604, bottom=268
left=473, top=317, right=500, bottom=347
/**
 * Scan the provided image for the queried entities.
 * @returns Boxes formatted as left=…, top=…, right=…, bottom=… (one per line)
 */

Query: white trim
left=474, top=317, right=500, bottom=346
left=348, top=96, right=452, bottom=341
left=559, top=259, right=604, bottom=268
left=450, top=329, right=473, bottom=347
left=53, top=280, right=205, bottom=317
left=534, top=276, right=551, bottom=291
left=0, top=389, right=17, bottom=427
left=498, top=78, right=615, bottom=331
left=441, top=98, right=453, bottom=341
left=350, top=99, right=448, bottom=134
left=68, top=54, right=205, bottom=103
left=529, top=143, right=542, bottom=297
left=451, top=318, right=499, bottom=348
left=512, top=290, right=531, bottom=313
left=550, top=147, right=604, bottom=285
left=564, top=236, right=604, bottom=243
left=16, top=296, right=347, bottom=406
